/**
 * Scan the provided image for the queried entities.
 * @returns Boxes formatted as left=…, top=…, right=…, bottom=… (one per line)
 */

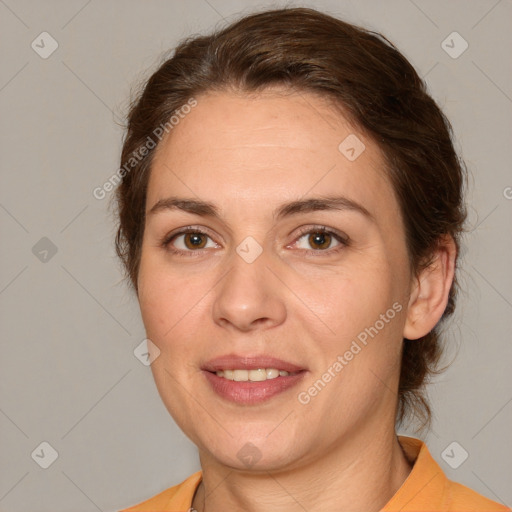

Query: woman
left=116, top=7, right=509, bottom=512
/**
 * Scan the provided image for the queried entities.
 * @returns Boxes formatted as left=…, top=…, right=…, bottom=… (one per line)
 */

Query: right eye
left=162, top=227, right=219, bottom=255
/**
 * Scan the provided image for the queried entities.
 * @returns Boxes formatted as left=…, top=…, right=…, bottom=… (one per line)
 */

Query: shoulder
left=118, top=471, right=202, bottom=512
left=442, top=479, right=510, bottom=512
left=384, top=437, right=510, bottom=512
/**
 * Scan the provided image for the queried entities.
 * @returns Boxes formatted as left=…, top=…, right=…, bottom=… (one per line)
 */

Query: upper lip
left=202, top=354, right=305, bottom=373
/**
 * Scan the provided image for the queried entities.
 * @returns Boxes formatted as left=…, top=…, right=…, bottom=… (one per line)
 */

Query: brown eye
left=183, top=233, right=208, bottom=249
left=293, top=227, right=347, bottom=254
left=167, top=230, right=218, bottom=253
left=308, top=232, right=332, bottom=250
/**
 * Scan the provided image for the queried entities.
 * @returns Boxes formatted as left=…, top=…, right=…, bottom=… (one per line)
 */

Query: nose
left=212, top=248, right=287, bottom=332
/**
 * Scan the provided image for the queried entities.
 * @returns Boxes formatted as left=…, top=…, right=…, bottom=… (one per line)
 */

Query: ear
left=403, top=236, right=457, bottom=340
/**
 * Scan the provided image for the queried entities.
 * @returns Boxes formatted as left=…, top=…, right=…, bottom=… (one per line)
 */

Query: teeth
left=266, top=368, right=280, bottom=379
left=233, top=369, right=248, bottom=381
left=215, top=368, right=295, bottom=381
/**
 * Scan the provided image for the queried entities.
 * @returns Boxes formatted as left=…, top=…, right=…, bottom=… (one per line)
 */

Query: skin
left=137, top=88, right=456, bottom=512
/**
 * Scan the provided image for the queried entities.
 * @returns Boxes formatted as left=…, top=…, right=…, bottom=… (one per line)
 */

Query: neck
left=192, top=422, right=412, bottom=512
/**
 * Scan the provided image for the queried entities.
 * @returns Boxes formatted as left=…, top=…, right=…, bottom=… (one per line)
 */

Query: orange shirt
left=119, top=436, right=510, bottom=512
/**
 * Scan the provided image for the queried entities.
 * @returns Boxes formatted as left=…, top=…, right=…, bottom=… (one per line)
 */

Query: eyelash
left=161, top=225, right=349, bottom=258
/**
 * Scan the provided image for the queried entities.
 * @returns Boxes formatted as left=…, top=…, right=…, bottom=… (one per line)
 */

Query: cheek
left=137, top=254, right=200, bottom=343
left=310, top=260, right=398, bottom=332
left=301, top=254, right=407, bottom=387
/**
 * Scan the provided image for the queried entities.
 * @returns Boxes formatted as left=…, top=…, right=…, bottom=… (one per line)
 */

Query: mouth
left=214, top=368, right=299, bottom=381
left=202, top=354, right=307, bottom=404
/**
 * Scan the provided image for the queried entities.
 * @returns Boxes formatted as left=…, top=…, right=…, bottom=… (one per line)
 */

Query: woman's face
left=137, top=89, right=414, bottom=471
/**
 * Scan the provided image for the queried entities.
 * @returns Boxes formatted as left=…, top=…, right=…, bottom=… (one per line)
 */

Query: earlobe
left=403, top=236, right=457, bottom=340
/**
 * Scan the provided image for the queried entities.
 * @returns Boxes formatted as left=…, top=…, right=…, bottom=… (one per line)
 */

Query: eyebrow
left=148, top=195, right=373, bottom=221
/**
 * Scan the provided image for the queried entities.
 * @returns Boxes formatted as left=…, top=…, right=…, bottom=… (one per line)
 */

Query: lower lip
left=203, top=370, right=307, bottom=405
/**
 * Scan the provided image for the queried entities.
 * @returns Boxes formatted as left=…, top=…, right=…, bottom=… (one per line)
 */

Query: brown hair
left=114, top=7, right=466, bottom=428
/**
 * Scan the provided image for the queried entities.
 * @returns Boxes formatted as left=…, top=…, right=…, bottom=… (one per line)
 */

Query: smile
left=215, top=368, right=299, bottom=381
left=203, top=369, right=306, bottom=404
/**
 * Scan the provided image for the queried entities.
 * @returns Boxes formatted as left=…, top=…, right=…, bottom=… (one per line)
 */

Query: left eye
left=294, top=230, right=344, bottom=251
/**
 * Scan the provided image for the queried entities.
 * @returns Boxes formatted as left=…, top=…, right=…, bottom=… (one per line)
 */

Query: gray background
left=0, top=1, right=511, bottom=511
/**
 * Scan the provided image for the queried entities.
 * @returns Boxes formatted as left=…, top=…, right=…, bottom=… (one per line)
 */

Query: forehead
left=154, top=88, right=362, bottom=162
left=148, top=89, right=397, bottom=221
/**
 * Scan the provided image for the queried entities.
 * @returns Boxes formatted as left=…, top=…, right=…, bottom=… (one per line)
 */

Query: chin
left=196, top=429, right=307, bottom=473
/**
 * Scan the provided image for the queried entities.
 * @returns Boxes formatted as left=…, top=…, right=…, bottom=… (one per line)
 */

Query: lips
left=201, top=354, right=307, bottom=405
left=201, top=354, right=305, bottom=373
